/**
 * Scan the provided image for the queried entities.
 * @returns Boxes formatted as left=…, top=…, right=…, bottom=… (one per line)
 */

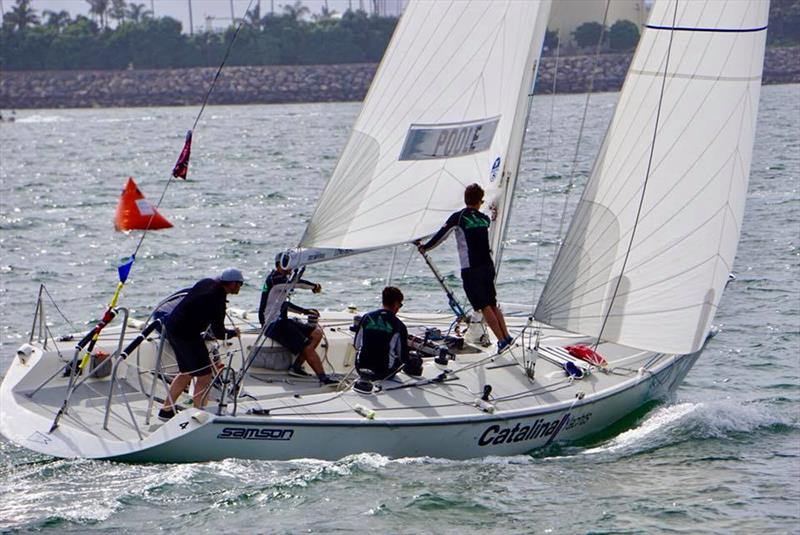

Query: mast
left=488, top=1, right=551, bottom=273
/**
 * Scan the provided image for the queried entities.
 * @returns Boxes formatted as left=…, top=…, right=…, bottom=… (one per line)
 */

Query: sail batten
left=301, top=0, right=552, bottom=252
left=535, top=0, right=768, bottom=354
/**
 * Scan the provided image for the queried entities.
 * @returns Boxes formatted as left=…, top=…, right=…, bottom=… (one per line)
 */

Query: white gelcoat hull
left=0, top=318, right=702, bottom=463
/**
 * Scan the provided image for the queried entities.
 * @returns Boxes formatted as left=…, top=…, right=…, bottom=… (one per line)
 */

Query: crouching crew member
left=355, top=286, right=421, bottom=380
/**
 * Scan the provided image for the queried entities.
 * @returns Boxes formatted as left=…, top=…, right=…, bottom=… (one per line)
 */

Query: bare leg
left=293, top=327, right=325, bottom=375
left=480, top=305, right=509, bottom=341
left=299, top=346, right=326, bottom=376
left=307, top=327, right=323, bottom=351
left=480, top=306, right=502, bottom=340
left=163, top=373, right=191, bottom=412
left=192, top=372, right=213, bottom=408
left=489, top=304, right=510, bottom=339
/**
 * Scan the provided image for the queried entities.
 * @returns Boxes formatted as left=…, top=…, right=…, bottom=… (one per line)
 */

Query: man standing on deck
left=355, top=286, right=419, bottom=380
left=258, top=254, right=337, bottom=385
left=158, top=268, right=244, bottom=421
left=418, top=183, right=512, bottom=351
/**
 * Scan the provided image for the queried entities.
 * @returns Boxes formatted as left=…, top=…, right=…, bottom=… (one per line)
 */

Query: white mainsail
left=300, top=0, right=551, bottom=255
left=535, top=0, right=769, bottom=354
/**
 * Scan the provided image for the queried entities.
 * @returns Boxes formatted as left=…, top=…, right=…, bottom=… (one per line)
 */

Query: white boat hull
left=119, top=352, right=699, bottom=463
left=0, top=312, right=703, bottom=462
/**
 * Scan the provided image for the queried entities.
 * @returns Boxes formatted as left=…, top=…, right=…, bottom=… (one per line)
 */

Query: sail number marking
left=399, top=116, right=500, bottom=160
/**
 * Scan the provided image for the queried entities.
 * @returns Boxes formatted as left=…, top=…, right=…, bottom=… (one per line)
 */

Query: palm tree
left=42, top=9, right=71, bottom=32
left=126, top=3, right=152, bottom=22
left=108, top=0, right=128, bottom=25
left=312, top=5, right=337, bottom=22
left=86, top=0, right=110, bottom=28
left=4, top=0, right=40, bottom=31
left=283, top=0, right=309, bottom=22
left=245, top=1, right=262, bottom=28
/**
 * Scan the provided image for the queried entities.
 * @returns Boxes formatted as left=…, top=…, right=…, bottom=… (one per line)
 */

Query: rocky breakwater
left=0, top=63, right=375, bottom=109
left=1, top=47, right=797, bottom=109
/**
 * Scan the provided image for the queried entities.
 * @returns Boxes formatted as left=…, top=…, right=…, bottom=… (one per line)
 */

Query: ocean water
left=0, top=85, right=798, bottom=533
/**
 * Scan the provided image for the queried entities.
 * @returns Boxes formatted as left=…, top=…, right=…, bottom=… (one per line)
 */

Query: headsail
left=535, top=0, right=769, bottom=354
left=300, top=0, right=551, bottom=256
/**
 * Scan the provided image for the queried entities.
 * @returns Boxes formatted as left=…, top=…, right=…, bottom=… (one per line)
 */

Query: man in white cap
left=258, top=254, right=337, bottom=385
left=158, top=268, right=244, bottom=420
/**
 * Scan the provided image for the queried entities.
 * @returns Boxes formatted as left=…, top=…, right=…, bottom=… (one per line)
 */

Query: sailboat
left=0, top=0, right=769, bottom=462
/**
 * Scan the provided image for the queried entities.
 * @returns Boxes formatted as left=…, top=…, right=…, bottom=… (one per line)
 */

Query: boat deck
left=7, top=311, right=668, bottom=446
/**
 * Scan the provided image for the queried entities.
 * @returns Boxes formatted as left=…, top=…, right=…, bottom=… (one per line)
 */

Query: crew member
left=355, top=286, right=419, bottom=380
left=418, top=183, right=512, bottom=351
left=158, top=268, right=244, bottom=421
left=258, top=254, right=336, bottom=385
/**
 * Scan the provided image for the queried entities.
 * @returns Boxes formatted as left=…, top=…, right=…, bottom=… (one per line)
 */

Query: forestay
left=535, top=0, right=769, bottom=354
left=300, top=0, right=551, bottom=254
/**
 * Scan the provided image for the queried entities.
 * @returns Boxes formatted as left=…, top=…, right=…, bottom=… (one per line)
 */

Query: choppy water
left=0, top=85, right=798, bottom=533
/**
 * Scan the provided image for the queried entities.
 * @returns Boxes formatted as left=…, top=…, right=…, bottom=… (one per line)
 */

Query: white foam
left=13, top=115, right=66, bottom=124
left=584, top=402, right=700, bottom=455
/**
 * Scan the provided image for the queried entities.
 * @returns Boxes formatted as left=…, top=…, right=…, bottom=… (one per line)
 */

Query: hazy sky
left=6, top=0, right=405, bottom=33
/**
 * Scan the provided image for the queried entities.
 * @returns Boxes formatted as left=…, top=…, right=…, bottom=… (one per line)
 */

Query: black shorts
left=268, top=318, right=315, bottom=355
left=462, top=263, right=497, bottom=310
left=167, top=332, right=212, bottom=377
left=356, top=361, right=402, bottom=381
left=356, top=352, right=403, bottom=381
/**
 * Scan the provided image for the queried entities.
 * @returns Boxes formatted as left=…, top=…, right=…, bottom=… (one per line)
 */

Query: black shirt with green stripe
left=421, top=207, right=492, bottom=270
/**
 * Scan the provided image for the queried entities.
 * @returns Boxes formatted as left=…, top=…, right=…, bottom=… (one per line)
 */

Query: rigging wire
left=386, top=245, right=398, bottom=286
left=593, top=0, right=680, bottom=350
left=400, top=244, right=416, bottom=279
left=552, top=0, right=612, bottom=255
left=40, top=284, right=78, bottom=332
left=61, top=0, right=257, bottom=380
left=130, top=0, right=257, bottom=259
left=530, top=31, right=562, bottom=318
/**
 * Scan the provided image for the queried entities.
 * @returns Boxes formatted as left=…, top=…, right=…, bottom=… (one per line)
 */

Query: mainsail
left=535, top=0, right=769, bottom=354
left=300, top=0, right=551, bottom=258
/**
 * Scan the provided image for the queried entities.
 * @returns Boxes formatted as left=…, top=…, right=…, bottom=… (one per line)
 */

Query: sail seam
left=573, top=43, right=756, bottom=269
left=356, top=7, right=506, bottom=200
left=361, top=1, right=491, bottom=140
left=360, top=0, right=445, bottom=135
left=627, top=70, right=763, bottom=82
left=592, top=0, right=681, bottom=348
left=543, top=250, right=728, bottom=314
left=540, top=212, right=731, bottom=313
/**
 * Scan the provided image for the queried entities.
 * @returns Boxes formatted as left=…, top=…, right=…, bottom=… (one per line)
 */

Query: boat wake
left=12, top=114, right=66, bottom=124
left=581, top=399, right=793, bottom=459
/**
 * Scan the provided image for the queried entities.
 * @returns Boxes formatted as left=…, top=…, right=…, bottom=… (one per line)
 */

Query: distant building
left=549, top=0, right=648, bottom=46
left=371, top=1, right=646, bottom=44
left=372, top=0, right=406, bottom=17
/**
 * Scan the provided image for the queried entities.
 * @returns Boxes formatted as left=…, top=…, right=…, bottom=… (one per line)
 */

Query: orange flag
left=114, top=177, right=173, bottom=231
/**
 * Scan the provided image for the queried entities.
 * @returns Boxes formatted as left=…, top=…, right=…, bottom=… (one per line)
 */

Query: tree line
left=1, top=0, right=397, bottom=70
left=2, top=0, right=798, bottom=71
left=550, top=0, right=800, bottom=54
